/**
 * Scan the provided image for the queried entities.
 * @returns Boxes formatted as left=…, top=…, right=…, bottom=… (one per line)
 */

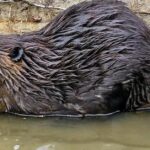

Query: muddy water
left=0, top=112, right=149, bottom=150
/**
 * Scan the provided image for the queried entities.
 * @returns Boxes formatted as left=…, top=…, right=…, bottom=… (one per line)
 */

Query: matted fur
left=0, top=0, right=150, bottom=117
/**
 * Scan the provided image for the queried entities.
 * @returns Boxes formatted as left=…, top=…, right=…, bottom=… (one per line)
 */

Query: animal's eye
left=9, top=47, right=24, bottom=62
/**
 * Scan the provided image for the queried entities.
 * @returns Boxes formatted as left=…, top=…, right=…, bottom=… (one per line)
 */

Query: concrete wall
left=0, top=0, right=149, bottom=34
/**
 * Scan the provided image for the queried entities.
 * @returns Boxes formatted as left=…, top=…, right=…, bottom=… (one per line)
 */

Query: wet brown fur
left=0, top=0, right=150, bottom=117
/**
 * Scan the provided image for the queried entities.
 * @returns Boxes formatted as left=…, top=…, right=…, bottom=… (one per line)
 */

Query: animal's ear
left=9, top=47, right=24, bottom=62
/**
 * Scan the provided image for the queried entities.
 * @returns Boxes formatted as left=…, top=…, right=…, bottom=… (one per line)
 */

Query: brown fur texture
left=0, top=0, right=150, bottom=117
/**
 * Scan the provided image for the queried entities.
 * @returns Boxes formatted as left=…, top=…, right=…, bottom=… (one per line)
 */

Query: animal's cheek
left=0, top=98, right=6, bottom=112
left=0, top=85, right=9, bottom=112
left=0, top=56, right=23, bottom=74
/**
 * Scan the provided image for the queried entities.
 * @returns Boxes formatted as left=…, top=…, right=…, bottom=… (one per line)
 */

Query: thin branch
left=22, top=0, right=64, bottom=10
left=0, top=0, right=14, bottom=2
left=0, top=0, right=64, bottom=10
left=136, top=12, right=150, bottom=15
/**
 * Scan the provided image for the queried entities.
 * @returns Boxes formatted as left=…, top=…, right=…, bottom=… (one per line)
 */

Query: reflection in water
left=0, top=112, right=150, bottom=150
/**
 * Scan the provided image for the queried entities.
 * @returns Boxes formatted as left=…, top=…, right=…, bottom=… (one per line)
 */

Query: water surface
left=0, top=112, right=150, bottom=150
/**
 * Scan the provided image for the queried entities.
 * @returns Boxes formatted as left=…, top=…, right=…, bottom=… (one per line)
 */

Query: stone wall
left=0, top=0, right=149, bottom=34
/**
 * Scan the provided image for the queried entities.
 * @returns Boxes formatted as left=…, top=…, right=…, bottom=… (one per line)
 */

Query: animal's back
left=39, top=0, right=150, bottom=115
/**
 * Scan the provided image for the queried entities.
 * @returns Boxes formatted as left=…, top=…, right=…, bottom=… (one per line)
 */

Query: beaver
left=0, top=0, right=150, bottom=117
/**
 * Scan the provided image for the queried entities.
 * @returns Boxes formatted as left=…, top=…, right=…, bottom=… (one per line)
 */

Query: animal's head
left=0, top=33, right=63, bottom=115
left=0, top=35, right=24, bottom=112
